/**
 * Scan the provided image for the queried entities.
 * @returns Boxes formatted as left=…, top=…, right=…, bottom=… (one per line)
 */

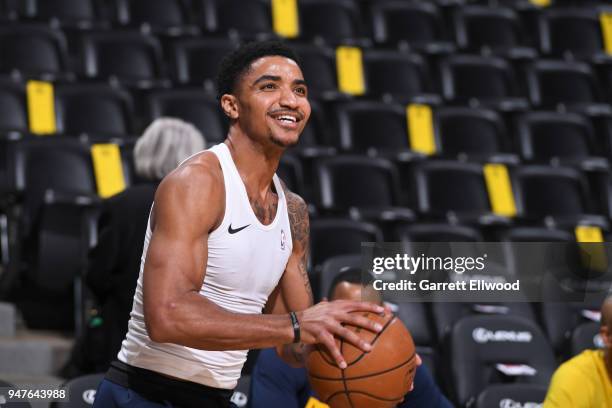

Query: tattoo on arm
left=285, top=189, right=314, bottom=306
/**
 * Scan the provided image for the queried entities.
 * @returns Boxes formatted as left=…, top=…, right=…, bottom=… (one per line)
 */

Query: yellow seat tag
left=304, top=397, right=330, bottom=408
left=27, top=80, right=56, bottom=135
left=407, top=104, right=436, bottom=155
left=272, top=0, right=299, bottom=38
left=336, top=46, right=365, bottom=95
left=483, top=163, right=516, bottom=217
left=575, top=225, right=607, bottom=273
left=91, top=143, right=126, bottom=198
left=600, top=12, right=612, bottom=54
left=529, top=0, right=551, bottom=7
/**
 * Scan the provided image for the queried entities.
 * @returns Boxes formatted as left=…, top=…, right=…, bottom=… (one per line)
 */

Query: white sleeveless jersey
left=118, top=143, right=293, bottom=389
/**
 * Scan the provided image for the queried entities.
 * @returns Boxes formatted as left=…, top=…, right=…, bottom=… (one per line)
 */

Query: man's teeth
left=277, top=115, right=297, bottom=123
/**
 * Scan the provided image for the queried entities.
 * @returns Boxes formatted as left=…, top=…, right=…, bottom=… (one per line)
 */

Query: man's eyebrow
left=252, top=75, right=281, bottom=86
left=293, top=79, right=307, bottom=86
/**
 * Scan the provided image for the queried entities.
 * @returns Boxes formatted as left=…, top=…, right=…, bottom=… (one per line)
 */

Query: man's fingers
left=333, top=325, right=373, bottom=353
left=319, top=332, right=347, bottom=369
left=342, top=313, right=383, bottom=333
left=339, top=300, right=385, bottom=314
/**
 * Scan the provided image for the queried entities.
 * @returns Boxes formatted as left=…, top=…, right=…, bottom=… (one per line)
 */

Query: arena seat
left=570, top=321, right=603, bottom=356
left=369, top=1, right=452, bottom=51
left=80, top=31, right=166, bottom=86
left=511, top=164, right=601, bottom=224
left=434, top=106, right=508, bottom=159
left=115, top=0, right=194, bottom=33
left=290, top=43, right=337, bottom=97
left=50, top=373, right=104, bottom=408
left=362, top=49, right=433, bottom=100
left=309, top=219, right=382, bottom=269
left=54, top=83, right=135, bottom=138
left=409, top=160, right=492, bottom=221
left=0, top=24, right=69, bottom=78
left=297, top=0, right=363, bottom=44
left=475, top=384, right=547, bottom=408
left=449, top=315, right=556, bottom=407
left=333, top=100, right=409, bottom=153
left=277, top=154, right=305, bottom=197
left=516, top=111, right=598, bottom=163
left=440, top=54, right=524, bottom=106
left=395, top=223, right=484, bottom=244
left=0, top=77, right=28, bottom=133
left=432, top=302, right=537, bottom=343
left=19, top=0, right=106, bottom=26
left=539, top=8, right=604, bottom=59
left=316, top=155, right=413, bottom=220
left=317, top=253, right=361, bottom=301
left=526, top=59, right=603, bottom=109
left=453, top=5, right=530, bottom=54
left=145, top=89, right=226, bottom=144
left=215, top=0, right=272, bottom=39
left=394, top=302, right=435, bottom=347
left=170, top=37, right=238, bottom=87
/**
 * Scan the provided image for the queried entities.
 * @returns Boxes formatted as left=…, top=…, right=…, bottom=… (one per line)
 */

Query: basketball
left=306, top=311, right=417, bottom=408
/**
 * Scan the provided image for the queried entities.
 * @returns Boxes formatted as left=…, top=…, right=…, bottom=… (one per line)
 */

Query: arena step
left=0, top=329, right=73, bottom=376
left=0, top=302, right=16, bottom=337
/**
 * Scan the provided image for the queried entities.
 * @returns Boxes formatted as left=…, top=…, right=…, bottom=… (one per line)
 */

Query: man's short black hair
left=328, top=268, right=374, bottom=300
left=216, top=40, right=302, bottom=100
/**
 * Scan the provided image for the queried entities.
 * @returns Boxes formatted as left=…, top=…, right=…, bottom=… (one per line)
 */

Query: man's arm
left=143, top=155, right=384, bottom=364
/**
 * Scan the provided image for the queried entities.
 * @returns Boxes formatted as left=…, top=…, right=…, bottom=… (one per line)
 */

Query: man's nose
left=279, top=86, right=298, bottom=108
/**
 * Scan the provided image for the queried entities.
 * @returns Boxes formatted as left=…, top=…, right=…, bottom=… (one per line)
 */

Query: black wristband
left=289, top=311, right=300, bottom=343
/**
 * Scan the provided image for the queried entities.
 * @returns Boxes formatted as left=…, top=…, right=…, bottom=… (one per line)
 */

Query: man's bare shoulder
left=153, top=151, right=225, bottom=230
left=280, top=180, right=309, bottom=244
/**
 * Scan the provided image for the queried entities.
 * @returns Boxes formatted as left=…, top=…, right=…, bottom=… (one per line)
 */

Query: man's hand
left=298, top=300, right=387, bottom=369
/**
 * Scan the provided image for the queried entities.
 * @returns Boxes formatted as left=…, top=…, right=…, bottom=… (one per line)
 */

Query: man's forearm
left=147, top=291, right=295, bottom=350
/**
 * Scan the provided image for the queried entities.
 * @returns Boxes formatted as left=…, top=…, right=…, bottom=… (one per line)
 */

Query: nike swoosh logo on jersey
left=228, top=224, right=250, bottom=234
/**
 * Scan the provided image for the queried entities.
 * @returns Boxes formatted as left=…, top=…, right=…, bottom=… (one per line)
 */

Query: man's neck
left=225, top=130, right=282, bottom=199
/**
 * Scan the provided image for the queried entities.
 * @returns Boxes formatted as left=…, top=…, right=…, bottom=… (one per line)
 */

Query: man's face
left=225, top=55, right=311, bottom=148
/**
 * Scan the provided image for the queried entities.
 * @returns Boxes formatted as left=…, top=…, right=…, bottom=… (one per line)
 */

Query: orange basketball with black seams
left=306, top=311, right=417, bottom=408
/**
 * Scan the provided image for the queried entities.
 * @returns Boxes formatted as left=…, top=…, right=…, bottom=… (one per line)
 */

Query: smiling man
left=92, top=41, right=386, bottom=408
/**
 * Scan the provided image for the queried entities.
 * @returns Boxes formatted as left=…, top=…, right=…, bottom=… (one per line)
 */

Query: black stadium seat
left=309, top=219, right=382, bottom=269
left=298, top=0, right=363, bottom=44
left=409, top=160, right=492, bottom=220
left=449, top=315, right=556, bottom=407
left=50, top=373, right=104, bottom=408
left=277, top=154, right=305, bottom=197
left=526, top=60, right=602, bottom=108
left=394, top=302, right=435, bottom=347
left=170, top=37, right=238, bottom=87
left=516, top=111, right=598, bottom=162
left=396, top=223, right=483, bottom=244
left=0, top=77, right=28, bottom=133
left=475, top=384, right=547, bottom=408
left=453, top=5, right=529, bottom=54
left=511, top=165, right=598, bottom=223
left=363, top=49, right=432, bottom=100
left=315, top=156, right=402, bottom=210
left=370, top=1, right=451, bottom=50
left=54, top=83, right=134, bottom=138
left=20, top=0, right=106, bottom=25
left=80, top=31, right=165, bottom=85
left=317, top=254, right=361, bottom=301
left=146, top=89, right=226, bottom=144
left=539, top=8, right=604, bottom=58
left=0, top=24, right=69, bottom=78
left=291, top=43, right=337, bottom=97
left=115, top=0, right=193, bottom=32
left=215, top=0, right=272, bottom=38
left=434, top=106, right=507, bottom=159
left=333, top=101, right=408, bottom=153
left=440, top=55, right=523, bottom=105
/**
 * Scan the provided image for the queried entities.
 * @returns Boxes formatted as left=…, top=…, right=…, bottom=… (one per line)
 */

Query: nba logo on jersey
left=281, top=229, right=286, bottom=250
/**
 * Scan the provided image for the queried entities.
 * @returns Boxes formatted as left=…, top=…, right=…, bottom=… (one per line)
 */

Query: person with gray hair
left=61, top=117, right=206, bottom=377
left=134, top=117, right=206, bottom=181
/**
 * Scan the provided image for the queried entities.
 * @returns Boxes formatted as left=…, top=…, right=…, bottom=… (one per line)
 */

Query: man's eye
left=262, top=83, right=276, bottom=90
left=295, top=87, right=307, bottom=95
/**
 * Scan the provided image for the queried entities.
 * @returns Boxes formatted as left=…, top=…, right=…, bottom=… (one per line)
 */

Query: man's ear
left=221, top=94, right=239, bottom=120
